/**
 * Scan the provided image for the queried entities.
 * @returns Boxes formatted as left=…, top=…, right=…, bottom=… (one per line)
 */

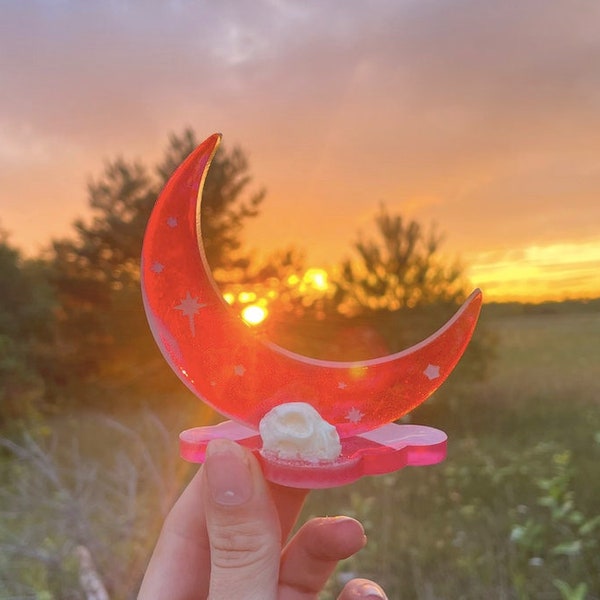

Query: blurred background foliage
left=1, top=129, right=598, bottom=599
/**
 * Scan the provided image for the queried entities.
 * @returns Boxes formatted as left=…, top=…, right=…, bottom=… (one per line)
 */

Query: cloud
left=4, top=1, right=600, bottom=147
left=468, top=237, right=600, bottom=300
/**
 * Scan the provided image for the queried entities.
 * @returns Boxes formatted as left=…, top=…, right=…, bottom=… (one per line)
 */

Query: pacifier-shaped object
left=141, top=133, right=482, bottom=488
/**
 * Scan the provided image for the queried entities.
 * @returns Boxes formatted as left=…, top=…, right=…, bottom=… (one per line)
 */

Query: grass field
left=307, top=306, right=600, bottom=599
left=1, top=305, right=599, bottom=599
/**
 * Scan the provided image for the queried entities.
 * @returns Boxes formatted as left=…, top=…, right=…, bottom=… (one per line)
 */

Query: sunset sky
left=1, top=0, right=599, bottom=302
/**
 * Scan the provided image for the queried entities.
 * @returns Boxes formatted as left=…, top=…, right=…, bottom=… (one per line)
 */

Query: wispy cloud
left=468, top=239, right=600, bottom=301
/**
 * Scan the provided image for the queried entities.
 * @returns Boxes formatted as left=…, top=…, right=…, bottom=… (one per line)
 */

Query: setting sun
left=303, top=268, right=329, bottom=291
left=241, top=304, right=268, bottom=326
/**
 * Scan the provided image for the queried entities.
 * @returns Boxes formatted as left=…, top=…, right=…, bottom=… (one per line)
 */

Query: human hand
left=138, top=438, right=387, bottom=599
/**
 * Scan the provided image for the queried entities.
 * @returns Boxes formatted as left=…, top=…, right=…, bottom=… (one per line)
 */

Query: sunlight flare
left=241, top=304, right=268, bottom=326
left=303, top=267, right=329, bottom=291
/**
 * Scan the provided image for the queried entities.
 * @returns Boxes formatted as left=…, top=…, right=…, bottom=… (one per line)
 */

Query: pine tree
left=50, top=129, right=264, bottom=389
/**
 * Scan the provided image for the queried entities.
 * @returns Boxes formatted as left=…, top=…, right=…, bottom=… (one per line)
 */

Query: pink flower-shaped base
left=180, top=422, right=447, bottom=489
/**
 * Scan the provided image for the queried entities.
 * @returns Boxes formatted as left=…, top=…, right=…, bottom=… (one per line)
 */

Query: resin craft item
left=141, top=133, right=482, bottom=488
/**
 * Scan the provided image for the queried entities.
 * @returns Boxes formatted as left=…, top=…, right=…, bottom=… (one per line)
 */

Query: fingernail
left=205, top=439, right=253, bottom=506
left=357, top=581, right=387, bottom=599
left=329, top=516, right=368, bottom=547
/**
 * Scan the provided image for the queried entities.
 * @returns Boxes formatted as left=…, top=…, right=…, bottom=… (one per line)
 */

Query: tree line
left=0, top=128, right=485, bottom=424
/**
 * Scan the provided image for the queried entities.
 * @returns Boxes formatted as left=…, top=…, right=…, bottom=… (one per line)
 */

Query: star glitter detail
left=150, top=261, right=164, bottom=273
left=337, top=381, right=348, bottom=390
left=167, top=216, right=178, bottom=228
left=346, top=407, right=364, bottom=424
left=175, top=292, right=206, bottom=336
left=234, top=364, right=246, bottom=376
left=423, top=364, right=441, bottom=380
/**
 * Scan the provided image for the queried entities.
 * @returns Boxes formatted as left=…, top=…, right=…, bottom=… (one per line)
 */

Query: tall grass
left=307, top=308, right=600, bottom=599
left=1, top=307, right=599, bottom=599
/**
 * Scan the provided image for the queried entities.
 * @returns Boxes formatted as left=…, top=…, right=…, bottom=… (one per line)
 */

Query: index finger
left=138, top=458, right=309, bottom=600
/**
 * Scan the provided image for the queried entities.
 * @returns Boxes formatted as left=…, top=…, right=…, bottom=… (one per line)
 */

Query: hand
left=138, top=438, right=387, bottom=599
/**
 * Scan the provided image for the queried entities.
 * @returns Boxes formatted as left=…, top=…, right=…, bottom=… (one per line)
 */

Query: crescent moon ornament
left=141, top=133, right=483, bottom=488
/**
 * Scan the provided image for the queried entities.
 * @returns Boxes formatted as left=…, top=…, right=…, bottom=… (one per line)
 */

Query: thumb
left=202, top=439, right=281, bottom=600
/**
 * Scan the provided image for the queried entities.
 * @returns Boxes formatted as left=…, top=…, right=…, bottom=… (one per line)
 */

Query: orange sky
left=1, top=1, right=599, bottom=303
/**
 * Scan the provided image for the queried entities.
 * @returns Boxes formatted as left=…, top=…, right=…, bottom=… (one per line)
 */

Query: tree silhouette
left=335, top=204, right=467, bottom=317
left=51, top=129, right=264, bottom=387
left=323, top=204, right=491, bottom=380
left=0, top=231, right=57, bottom=421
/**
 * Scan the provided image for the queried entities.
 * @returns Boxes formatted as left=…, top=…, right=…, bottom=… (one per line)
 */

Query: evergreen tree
left=50, top=129, right=264, bottom=389
left=329, top=204, right=491, bottom=380
left=0, top=231, right=57, bottom=421
left=335, top=204, right=467, bottom=317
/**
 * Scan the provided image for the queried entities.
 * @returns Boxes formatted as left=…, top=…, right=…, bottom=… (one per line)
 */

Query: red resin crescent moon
left=141, top=133, right=482, bottom=437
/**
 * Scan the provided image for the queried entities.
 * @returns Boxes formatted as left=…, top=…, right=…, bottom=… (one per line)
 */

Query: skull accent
left=259, top=402, right=342, bottom=463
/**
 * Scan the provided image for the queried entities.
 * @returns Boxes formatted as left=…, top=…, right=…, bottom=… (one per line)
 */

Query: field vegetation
left=311, top=303, right=600, bottom=599
left=2, top=301, right=598, bottom=599
left=1, top=129, right=598, bottom=599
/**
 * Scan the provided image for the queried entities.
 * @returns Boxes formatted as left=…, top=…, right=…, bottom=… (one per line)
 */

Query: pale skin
left=138, top=438, right=388, bottom=600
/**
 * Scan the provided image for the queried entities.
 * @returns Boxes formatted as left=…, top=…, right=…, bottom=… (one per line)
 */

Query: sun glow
left=238, top=291, right=257, bottom=303
left=241, top=304, right=268, bottom=326
left=467, top=239, right=600, bottom=302
left=303, top=268, right=329, bottom=291
left=222, top=266, right=332, bottom=327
